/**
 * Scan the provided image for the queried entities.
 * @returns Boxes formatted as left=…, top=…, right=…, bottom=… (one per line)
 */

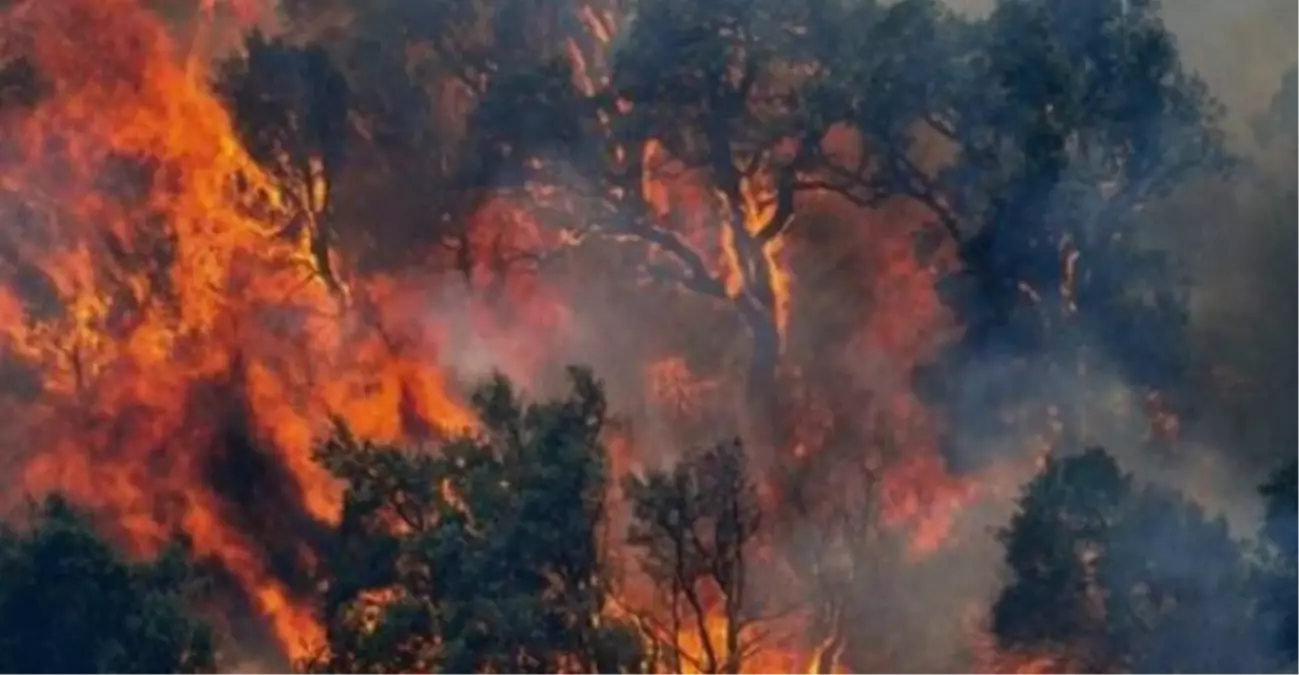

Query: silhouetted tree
left=216, top=31, right=350, bottom=296
left=1254, top=65, right=1297, bottom=144
left=304, top=368, right=642, bottom=673
left=275, top=0, right=583, bottom=275
left=0, top=495, right=215, bottom=674
left=624, top=439, right=779, bottom=674
left=993, top=448, right=1265, bottom=673
left=465, top=0, right=953, bottom=429
left=263, top=0, right=1230, bottom=474
left=780, top=420, right=954, bottom=673
left=903, top=0, right=1228, bottom=471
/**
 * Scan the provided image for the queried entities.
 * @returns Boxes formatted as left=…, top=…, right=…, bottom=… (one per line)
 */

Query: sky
left=947, top=0, right=1296, bottom=133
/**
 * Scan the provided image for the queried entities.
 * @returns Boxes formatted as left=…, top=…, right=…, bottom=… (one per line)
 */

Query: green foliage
left=226, top=1, right=1281, bottom=669
left=305, top=367, right=643, bottom=673
left=993, top=448, right=1267, bottom=672
left=993, top=448, right=1129, bottom=659
left=0, top=495, right=215, bottom=674
left=1100, top=480, right=1262, bottom=672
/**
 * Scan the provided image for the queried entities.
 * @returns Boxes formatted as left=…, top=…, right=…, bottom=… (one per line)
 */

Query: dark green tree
left=993, top=448, right=1265, bottom=673
left=992, top=448, right=1130, bottom=668
left=0, top=494, right=215, bottom=674
left=1101, top=479, right=1264, bottom=673
left=304, top=367, right=642, bottom=673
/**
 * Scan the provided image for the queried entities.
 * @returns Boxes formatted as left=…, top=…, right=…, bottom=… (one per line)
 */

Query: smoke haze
left=229, top=0, right=1299, bottom=667
left=0, top=0, right=1292, bottom=670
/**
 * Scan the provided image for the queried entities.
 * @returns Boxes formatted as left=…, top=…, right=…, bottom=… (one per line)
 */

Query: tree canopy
left=240, top=0, right=1232, bottom=475
left=203, top=0, right=1291, bottom=671
left=624, top=439, right=771, bottom=673
left=907, top=0, right=1226, bottom=470
left=0, top=0, right=1285, bottom=672
left=992, top=448, right=1273, bottom=673
left=304, top=368, right=643, bottom=673
left=217, top=30, right=351, bottom=295
left=0, top=495, right=215, bottom=674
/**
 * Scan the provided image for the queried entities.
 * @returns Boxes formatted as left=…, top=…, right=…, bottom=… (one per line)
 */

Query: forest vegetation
left=0, top=0, right=1292, bottom=672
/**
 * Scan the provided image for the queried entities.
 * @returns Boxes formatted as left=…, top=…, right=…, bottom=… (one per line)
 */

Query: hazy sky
left=947, top=0, right=1297, bottom=132
left=1162, top=0, right=1296, bottom=130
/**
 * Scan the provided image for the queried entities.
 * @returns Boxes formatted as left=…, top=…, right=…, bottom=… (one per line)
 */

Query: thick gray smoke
left=1149, top=2, right=1296, bottom=508
left=939, top=0, right=1296, bottom=509
left=783, top=2, right=1296, bottom=670
left=952, top=0, right=1296, bottom=118
left=388, top=1, right=1298, bottom=670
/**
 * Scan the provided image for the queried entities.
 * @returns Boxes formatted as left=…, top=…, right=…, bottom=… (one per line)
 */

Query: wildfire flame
left=0, top=0, right=480, bottom=659
left=0, top=0, right=1019, bottom=668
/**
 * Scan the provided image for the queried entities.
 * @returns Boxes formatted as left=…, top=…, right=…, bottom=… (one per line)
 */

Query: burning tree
left=622, top=440, right=783, bottom=673
left=0, top=0, right=1288, bottom=670
left=216, top=31, right=351, bottom=297
left=459, top=0, right=972, bottom=436
left=454, top=0, right=1231, bottom=473
left=779, top=418, right=950, bottom=673
left=270, top=0, right=586, bottom=278
left=264, top=0, right=1233, bottom=502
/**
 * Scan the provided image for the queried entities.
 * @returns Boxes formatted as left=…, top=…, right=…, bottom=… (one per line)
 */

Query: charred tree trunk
left=737, top=297, right=783, bottom=466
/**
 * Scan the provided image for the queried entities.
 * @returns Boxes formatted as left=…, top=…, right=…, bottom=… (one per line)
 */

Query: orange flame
left=0, top=1, right=1038, bottom=669
left=0, top=0, right=478, bottom=659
